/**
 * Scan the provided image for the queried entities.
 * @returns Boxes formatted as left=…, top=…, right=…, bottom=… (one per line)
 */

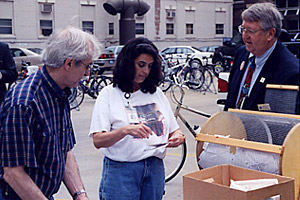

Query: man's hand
left=64, top=151, right=89, bottom=200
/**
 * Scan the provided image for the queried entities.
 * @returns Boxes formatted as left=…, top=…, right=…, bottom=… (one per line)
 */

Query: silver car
left=94, top=45, right=123, bottom=71
left=160, top=46, right=213, bottom=67
left=10, top=47, right=43, bottom=71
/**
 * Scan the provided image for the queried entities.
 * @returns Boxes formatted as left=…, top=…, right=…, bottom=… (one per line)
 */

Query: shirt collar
left=248, top=40, right=277, bottom=69
left=40, top=66, right=70, bottom=100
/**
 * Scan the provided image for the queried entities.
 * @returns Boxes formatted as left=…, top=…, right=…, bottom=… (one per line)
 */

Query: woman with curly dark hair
left=89, top=37, right=185, bottom=200
left=113, top=37, right=163, bottom=94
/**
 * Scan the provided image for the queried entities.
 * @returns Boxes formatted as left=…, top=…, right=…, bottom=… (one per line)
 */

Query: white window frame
left=136, top=23, right=144, bottom=35
left=216, top=24, right=224, bottom=35
left=40, top=19, right=53, bottom=36
left=186, top=23, right=193, bottom=35
left=82, top=21, right=94, bottom=34
left=166, top=23, right=174, bottom=35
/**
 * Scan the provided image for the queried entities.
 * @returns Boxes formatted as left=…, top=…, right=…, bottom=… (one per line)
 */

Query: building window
left=136, top=23, right=144, bottom=35
left=40, top=20, right=53, bottom=36
left=0, top=19, right=12, bottom=34
left=109, top=23, right=114, bottom=35
left=216, top=24, right=224, bottom=34
left=82, top=21, right=94, bottom=34
left=186, top=24, right=193, bottom=34
left=166, top=23, right=174, bottom=34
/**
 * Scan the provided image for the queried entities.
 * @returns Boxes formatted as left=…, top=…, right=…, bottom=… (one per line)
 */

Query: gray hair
left=41, top=26, right=102, bottom=68
left=242, top=3, right=282, bottom=38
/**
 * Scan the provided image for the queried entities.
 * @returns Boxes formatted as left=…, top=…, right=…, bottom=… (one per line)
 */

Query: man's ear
left=64, top=58, right=73, bottom=71
left=267, top=28, right=276, bottom=41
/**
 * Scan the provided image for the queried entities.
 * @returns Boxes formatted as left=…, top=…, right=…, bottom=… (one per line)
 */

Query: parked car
left=199, top=45, right=220, bottom=53
left=217, top=72, right=230, bottom=110
left=212, top=33, right=244, bottom=66
left=94, top=45, right=123, bottom=71
left=9, top=47, right=43, bottom=71
left=278, top=29, right=300, bottom=59
left=160, top=46, right=213, bottom=67
left=27, top=47, right=43, bottom=55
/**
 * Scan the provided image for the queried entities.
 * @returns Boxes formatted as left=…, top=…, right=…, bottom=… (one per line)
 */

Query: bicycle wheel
left=185, top=68, right=204, bottom=90
left=164, top=141, right=187, bottom=183
left=203, top=69, right=213, bottom=90
left=88, top=79, right=100, bottom=99
left=213, top=61, right=224, bottom=76
left=160, top=77, right=172, bottom=92
left=190, top=59, right=201, bottom=68
left=96, top=76, right=112, bottom=94
left=69, top=84, right=85, bottom=110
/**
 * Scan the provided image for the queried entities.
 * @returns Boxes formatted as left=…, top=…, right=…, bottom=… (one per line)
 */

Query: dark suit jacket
left=224, top=41, right=299, bottom=113
left=0, top=42, right=18, bottom=103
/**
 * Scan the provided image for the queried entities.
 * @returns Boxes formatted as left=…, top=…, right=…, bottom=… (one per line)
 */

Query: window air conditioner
left=41, top=4, right=52, bottom=13
left=167, top=10, right=176, bottom=18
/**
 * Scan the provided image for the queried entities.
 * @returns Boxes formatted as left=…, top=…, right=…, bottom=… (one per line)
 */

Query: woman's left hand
left=167, top=129, right=185, bottom=147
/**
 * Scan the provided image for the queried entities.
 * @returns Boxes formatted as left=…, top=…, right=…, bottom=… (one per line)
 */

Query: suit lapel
left=231, top=52, right=250, bottom=102
left=245, top=42, right=279, bottom=108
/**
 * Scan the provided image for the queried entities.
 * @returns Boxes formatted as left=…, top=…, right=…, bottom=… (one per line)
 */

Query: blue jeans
left=99, top=157, right=165, bottom=200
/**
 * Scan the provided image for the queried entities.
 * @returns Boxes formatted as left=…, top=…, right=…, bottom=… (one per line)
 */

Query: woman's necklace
left=124, top=92, right=131, bottom=99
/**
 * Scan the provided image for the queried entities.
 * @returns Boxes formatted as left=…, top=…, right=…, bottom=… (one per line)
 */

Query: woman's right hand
left=122, top=124, right=153, bottom=139
left=93, top=123, right=153, bottom=149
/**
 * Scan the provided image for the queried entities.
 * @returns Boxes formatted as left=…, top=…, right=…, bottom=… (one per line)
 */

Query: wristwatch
left=72, top=189, right=86, bottom=200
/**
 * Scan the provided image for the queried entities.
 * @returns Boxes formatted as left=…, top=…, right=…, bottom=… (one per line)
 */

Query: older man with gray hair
left=225, top=2, right=299, bottom=113
left=0, top=26, right=101, bottom=200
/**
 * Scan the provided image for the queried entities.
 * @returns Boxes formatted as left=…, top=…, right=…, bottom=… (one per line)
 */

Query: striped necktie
left=237, top=56, right=256, bottom=108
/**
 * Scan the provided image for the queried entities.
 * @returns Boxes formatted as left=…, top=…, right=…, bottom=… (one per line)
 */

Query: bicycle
left=197, top=57, right=219, bottom=94
left=164, top=84, right=211, bottom=183
left=7, top=60, right=40, bottom=90
left=212, top=52, right=233, bottom=76
left=160, top=55, right=204, bottom=92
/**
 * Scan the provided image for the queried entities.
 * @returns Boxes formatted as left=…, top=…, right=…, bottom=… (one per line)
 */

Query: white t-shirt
left=89, top=85, right=179, bottom=162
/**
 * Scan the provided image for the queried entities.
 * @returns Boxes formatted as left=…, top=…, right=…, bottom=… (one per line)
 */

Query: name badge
left=125, top=105, right=140, bottom=124
left=258, top=103, right=271, bottom=111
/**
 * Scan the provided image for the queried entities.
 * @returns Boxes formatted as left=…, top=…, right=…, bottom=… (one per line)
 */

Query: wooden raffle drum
left=196, top=109, right=300, bottom=200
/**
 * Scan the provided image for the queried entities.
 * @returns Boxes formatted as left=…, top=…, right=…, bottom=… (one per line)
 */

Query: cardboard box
left=183, top=165, right=295, bottom=200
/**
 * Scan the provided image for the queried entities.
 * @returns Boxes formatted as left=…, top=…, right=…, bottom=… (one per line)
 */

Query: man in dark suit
left=224, top=3, right=299, bottom=113
left=0, top=42, right=18, bottom=103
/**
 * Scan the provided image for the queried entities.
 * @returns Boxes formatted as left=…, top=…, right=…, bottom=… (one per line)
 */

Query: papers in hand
left=143, top=132, right=167, bottom=147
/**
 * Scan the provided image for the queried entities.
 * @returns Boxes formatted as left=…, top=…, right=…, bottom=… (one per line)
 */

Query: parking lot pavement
left=54, top=86, right=220, bottom=200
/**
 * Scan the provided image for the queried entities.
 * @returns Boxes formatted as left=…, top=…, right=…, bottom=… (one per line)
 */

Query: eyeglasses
left=238, top=25, right=263, bottom=35
left=79, top=60, right=92, bottom=70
